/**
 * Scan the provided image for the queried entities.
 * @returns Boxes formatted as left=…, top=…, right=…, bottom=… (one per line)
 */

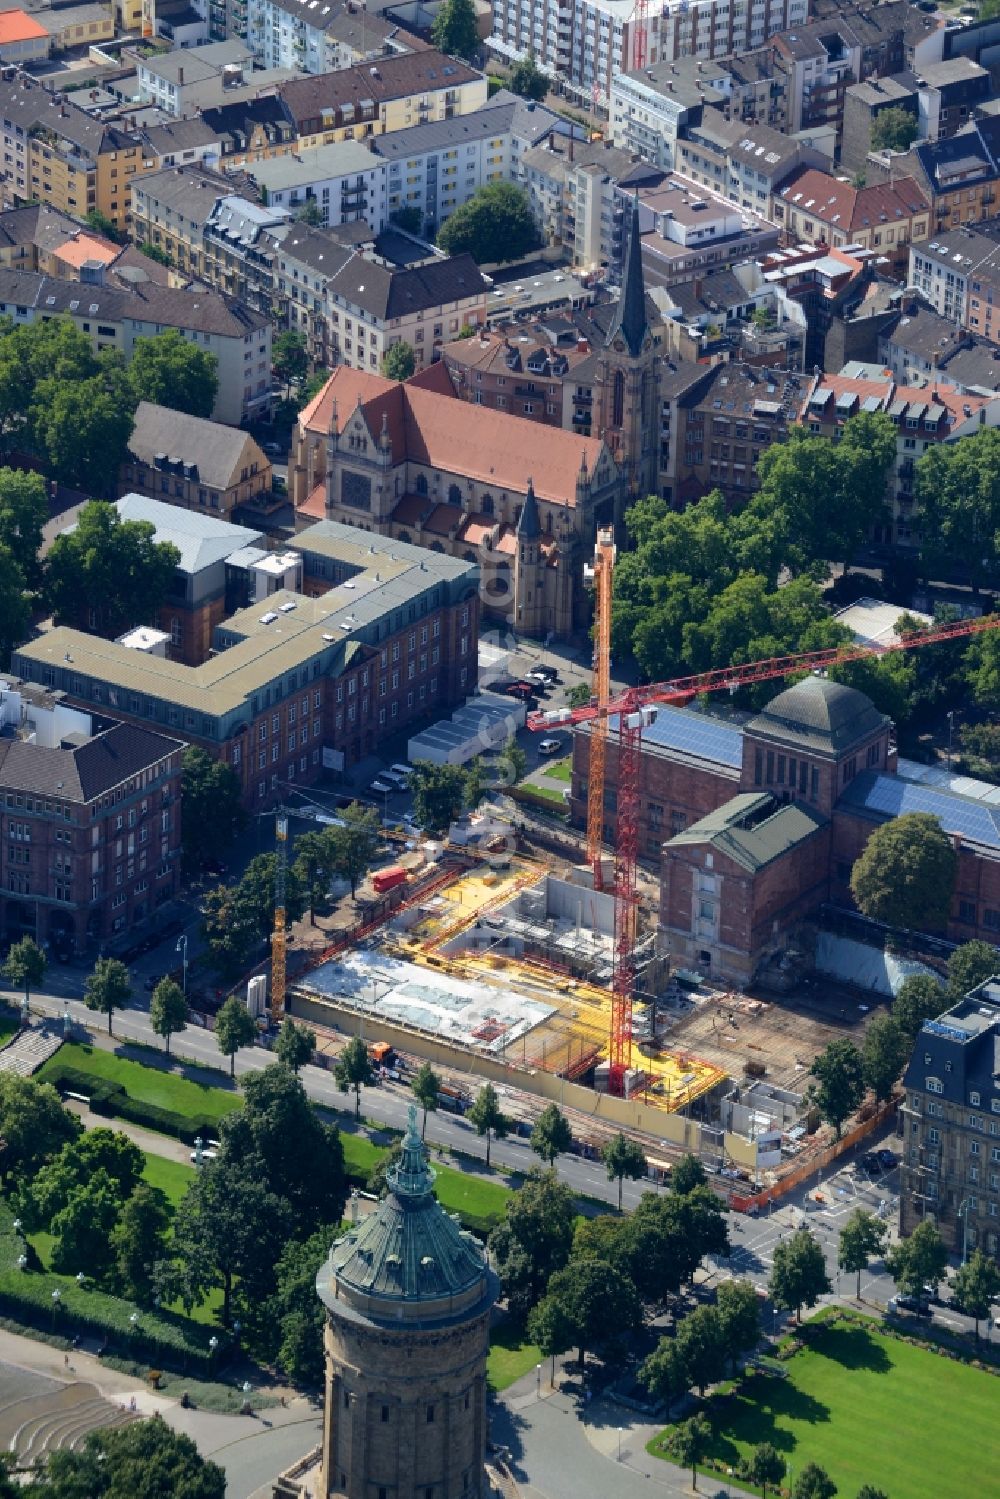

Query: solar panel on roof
left=841, top=772, right=1000, bottom=850
left=609, top=706, right=743, bottom=769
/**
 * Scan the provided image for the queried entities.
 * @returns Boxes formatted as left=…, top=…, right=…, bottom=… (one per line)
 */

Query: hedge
left=44, top=1064, right=219, bottom=1146
left=0, top=1205, right=225, bottom=1376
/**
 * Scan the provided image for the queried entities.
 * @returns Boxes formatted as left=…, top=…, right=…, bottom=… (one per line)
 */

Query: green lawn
left=651, top=1312, right=1000, bottom=1499
left=487, top=1321, right=541, bottom=1392
left=431, top=1163, right=511, bottom=1235
left=541, top=758, right=572, bottom=783
left=340, top=1132, right=385, bottom=1182
left=525, top=780, right=568, bottom=806
left=37, top=1044, right=241, bottom=1125
left=140, top=1151, right=195, bottom=1210
left=0, top=1007, right=19, bottom=1049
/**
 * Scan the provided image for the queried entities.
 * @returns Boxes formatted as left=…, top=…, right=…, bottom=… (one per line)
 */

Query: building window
left=426, top=1405, right=435, bottom=1423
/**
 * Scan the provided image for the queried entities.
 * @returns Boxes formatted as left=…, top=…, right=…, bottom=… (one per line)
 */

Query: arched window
left=612, top=369, right=625, bottom=429
left=398, top=530, right=412, bottom=544
left=448, top=483, right=462, bottom=505
left=430, top=541, right=445, bottom=553
left=415, top=474, right=428, bottom=496
left=481, top=493, right=494, bottom=515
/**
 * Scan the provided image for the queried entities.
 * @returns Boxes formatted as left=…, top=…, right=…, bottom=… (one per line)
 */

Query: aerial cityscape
left=0, top=0, right=998, bottom=1493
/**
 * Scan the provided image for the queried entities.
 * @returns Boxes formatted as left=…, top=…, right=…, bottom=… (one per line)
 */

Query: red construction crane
left=529, top=611, right=1000, bottom=1096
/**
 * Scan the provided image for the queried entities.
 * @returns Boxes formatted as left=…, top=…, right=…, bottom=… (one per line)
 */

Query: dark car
left=535, top=665, right=560, bottom=683
left=859, top=1152, right=881, bottom=1174
left=876, top=1149, right=898, bottom=1170
left=888, top=1293, right=931, bottom=1316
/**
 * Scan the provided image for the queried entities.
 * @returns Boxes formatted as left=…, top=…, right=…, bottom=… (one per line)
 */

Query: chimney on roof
left=178, top=67, right=184, bottom=86
left=577, top=335, right=589, bottom=353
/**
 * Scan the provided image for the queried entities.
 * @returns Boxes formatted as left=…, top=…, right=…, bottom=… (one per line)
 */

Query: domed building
left=311, top=1107, right=499, bottom=1499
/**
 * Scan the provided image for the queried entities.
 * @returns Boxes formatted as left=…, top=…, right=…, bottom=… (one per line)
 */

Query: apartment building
left=241, top=139, right=388, bottom=232
left=0, top=77, right=154, bottom=231
left=277, top=227, right=488, bottom=373
left=672, top=361, right=805, bottom=509
left=908, top=226, right=1000, bottom=328
left=634, top=174, right=780, bottom=291
left=121, top=402, right=272, bottom=523
left=0, top=267, right=271, bottom=424
left=610, top=59, right=730, bottom=174
left=521, top=135, right=662, bottom=268
left=0, top=9, right=50, bottom=62
left=31, top=3, right=114, bottom=51
left=370, top=93, right=563, bottom=234
left=677, top=107, right=827, bottom=219
left=775, top=168, right=930, bottom=268
left=879, top=302, right=1000, bottom=395
left=0, top=680, right=183, bottom=956
left=12, top=523, right=480, bottom=806
left=801, top=368, right=999, bottom=548
left=135, top=40, right=255, bottom=117
left=887, top=119, right=1000, bottom=237
left=488, top=0, right=808, bottom=113
left=277, top=52, right=488, bottom=150
left=899, top=981, right=1000, bottom=1257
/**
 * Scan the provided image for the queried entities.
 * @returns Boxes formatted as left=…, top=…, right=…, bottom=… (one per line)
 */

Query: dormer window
left=971, top=1092, right=981, bottom=1107
left=926, top=1077, right=944, bottom=1094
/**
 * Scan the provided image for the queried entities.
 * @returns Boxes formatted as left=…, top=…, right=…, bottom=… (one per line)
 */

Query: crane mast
left=271, top=812, right=288, bottom=1028
left=530, top=609, right=1000, bottom=1097
left=586, top=528, right=616, bottom=887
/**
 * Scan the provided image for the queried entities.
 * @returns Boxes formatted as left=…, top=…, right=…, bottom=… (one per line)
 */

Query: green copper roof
left=327, top=1106, right=489, bottom=1305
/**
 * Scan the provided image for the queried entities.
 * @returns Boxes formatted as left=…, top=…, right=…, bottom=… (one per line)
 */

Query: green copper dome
left=320, top=1106, right=492, bottom=1321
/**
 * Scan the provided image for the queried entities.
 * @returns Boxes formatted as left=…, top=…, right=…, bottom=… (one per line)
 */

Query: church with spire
left=289, top=356, right=623, bottom=640
left=593, top=196, right=660, bottom=502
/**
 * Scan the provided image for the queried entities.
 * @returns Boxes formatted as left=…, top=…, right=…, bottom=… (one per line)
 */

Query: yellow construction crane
left=271, top=811, right=288, bottom=1027
left=585, top=527, right=615, bottom=888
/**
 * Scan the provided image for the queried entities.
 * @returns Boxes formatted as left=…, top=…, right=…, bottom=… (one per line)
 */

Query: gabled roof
left=780, top=167, right=928, bottom=231
left=127, top=402, right=266, bottom=493
left=0, top=722, right=184, bottom=804
left=666, top=791, right=828, bottom=873
left=113, top=493, right=263, bottom=574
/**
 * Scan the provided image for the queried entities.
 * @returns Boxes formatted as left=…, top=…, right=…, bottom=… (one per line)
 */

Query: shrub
left=43, top=1063, right=216, bottom=1143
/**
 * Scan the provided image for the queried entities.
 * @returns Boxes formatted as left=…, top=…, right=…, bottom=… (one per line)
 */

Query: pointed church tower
left=598, top=195, right=659, bottom=506
left=514, top=479, right=546, bottom=636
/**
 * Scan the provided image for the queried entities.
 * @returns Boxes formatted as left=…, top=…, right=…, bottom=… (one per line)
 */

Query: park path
left=63, top=1097, right=194, bottom=1163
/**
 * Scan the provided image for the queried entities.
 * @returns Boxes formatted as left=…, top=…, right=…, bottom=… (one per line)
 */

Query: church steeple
left=517, top=478, right=541, bottom=540
left=607, top=195, right=648, bottom=360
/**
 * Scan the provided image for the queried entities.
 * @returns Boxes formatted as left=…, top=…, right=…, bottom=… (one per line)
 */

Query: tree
left=527, top=1289, right=574, bottom=1385
left=950, top=1247, right=1000, bottom=1342
left=267, top=1224, right=335, bottom=1384
left=468, top=1081, right=509, bottom=1167
left=673, top=1304, right=727, bottom=1394
left=809, top=1038, right=865, bottom=1138
left=43, top=1413, right=225, bottom=1499
left=111, top=1183, right=171, bottom=1304
left=744, top=1442, right=786, bottom=1499
left=235, top=852, right=305, bottom=941
left=32, top=375, right=134, bottom=495
left=293, top=829, right=334, bottom=923
left=870, top=106, right=918, bottom=153
left=670, top=1414, right=711, bottom=1493
left=180, top=746, right=245, bottom=871
left=671, top=1152, right=708, bottom=1196
left=430, top=0, right=478, bottom=59
left=335, top=1035, right=374, bottom=1119
left=149, top=977, right=187, bottom=1055
left=167, top=1155, right=295, bottom=1325
left=540, top=1254, right=640, bottom=1365
left=84, top=956, right=132, bottom=1036
left=272, top=330, right=309, bottom=386
left=947, top=940, right=999, bottom=1000
left=214, top=993, right=258, bottom=1077
left=488, top=1167, right=575, bottom=1318
left=508, top=51, right=548, bottom=101
left=328, top=802, right=380, bottom=897
left=861, top=1012, right=908, bottom=1104
left=224, top=1062, right=346, bottom=1236
left=437, top=182, right=540, bottom=265
left=0, top=1075, right=79, bottom=1188
left=128, top=329, right=218, bottom=418
left=892, top=973, right=945, bottom=1041
left=886, top=1218, right=948, bottom=1298
left=409, top=760, right=481, bottom=835
left=716, top=1278, right=762, bottom=1369
left=0, top=466, right=48, bottom=582
left=639, top=1336, right=688, bottom=1412
left=275, top=1017, right=315, bottom=1073
left=838, top=1208, right=888, bottom=1301
left=411, top=1062, right=440, bottom=1139
left=381, top=341, right=416, bottom=381
left=84, top=207, right=123, bottom=243
left=49, top=1167, right=123, bottom=1283
left=0, top=546, right=27, bottom=669
left=45, top=500, right=180, bottom=637
left=567, top=682, right=591, bottom=709
left=2, top=935, right=45, bottom=1011
left=769, top=1228, right=832, bottom=1321
left=498, top=733, right=527, bottom=787
left=530, top=1103, right=572, bottom=1165
left=601, top=1131, right=647, bottom=1211
left=200, top=882, right=262, bottom=980
left=793, top=1465, right=837, bottom=1499
left=915, top=426, right=1000, bottom=592
left=25, top=1127, right=144, bottom=1231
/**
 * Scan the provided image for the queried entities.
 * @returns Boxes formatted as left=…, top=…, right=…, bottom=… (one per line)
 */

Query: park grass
left=340, top=1132, right=385, bottom=1183
left=431, top=1163, right=511, bottom=1235
left=650, top=1310, right=1000, bottom=1499
left=0, top=1007, right=19, bottom=1049
left=487, top=1321, right=541, bottom=1392
left=541, top=758, right=572, bottom=783
left=37, top=1043, right=241, bottom=1125
left=525, top=780, right=568, bottom=806
left=140, top=1152, right=195, bottom=1211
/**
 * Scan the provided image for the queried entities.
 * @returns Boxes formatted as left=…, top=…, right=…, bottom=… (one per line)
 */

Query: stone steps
left=0, top=1023, right=63, bottom=1077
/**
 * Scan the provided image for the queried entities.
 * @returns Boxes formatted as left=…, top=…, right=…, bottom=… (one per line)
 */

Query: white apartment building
left=488, top=0, right=807, bottom=113
left=908, top=229, right=1000, bottom=324
left=243, top=0, right=347, bottom=75
left=242, top=140, right=388, bottom=233
left=611, top=60, right=730, bottom=172
left=135, top=40, right=254, bottom=117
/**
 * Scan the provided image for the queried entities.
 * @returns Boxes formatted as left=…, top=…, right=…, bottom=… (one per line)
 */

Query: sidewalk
left=64, top=1097, right=194, bottom=1163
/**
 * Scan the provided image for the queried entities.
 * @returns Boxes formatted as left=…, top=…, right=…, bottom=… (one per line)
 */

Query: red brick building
left=573, top=676, right=1000, bottom=985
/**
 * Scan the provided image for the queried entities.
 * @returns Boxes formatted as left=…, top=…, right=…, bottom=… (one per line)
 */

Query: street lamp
left=947, top=711, right=955, bottom=770
left=617, top=1427, right=623, bottom=1463
left=958, top=1198, right=971, bottom=1265
left=51, top=1288, right=61, bottom=1330
left=76, top=1272, right=85, bottom=1288
left=194, top=1135, right=204, bottom=1166
left=535, top=1362, right=541, bottom=1397
left=176, top=935, right=188, bottom=998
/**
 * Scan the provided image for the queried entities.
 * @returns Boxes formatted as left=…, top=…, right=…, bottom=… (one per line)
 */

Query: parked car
left=888, top=1293, right=931, bottom=1316
left=262, top=441, right=284, bottom=457
left=524, top=671, right=551, bottom=690
left=390, top=763, right=413, bottom=781
left=876, top=1149, right=898, bottom=1170
left=539, top=737, right=564, bottom=755
left=859, top=1152, right=881, bottom=1175
left=535, top=664, right=560, bottom=682
left=369, top=779, right=395, bottom=794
